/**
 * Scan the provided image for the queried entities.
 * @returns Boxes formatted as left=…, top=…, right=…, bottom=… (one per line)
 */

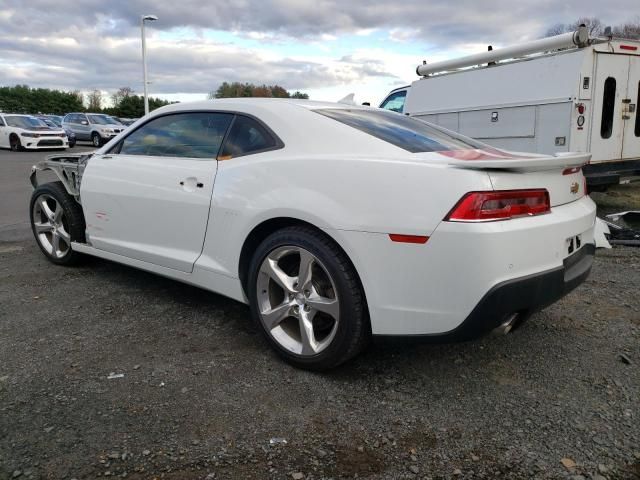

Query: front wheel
left=9, top=134, right=23, bottom=152
left=30, top=182, right=86, bottom=265
left=91, top=132, right=102, bottom=147
left=247, top=226, right=370, bottom=370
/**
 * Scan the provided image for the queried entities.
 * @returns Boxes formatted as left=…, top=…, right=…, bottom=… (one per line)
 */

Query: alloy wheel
left=256, top=246, right=340, bottom=356
left=32, top=194, right=71, bottom=259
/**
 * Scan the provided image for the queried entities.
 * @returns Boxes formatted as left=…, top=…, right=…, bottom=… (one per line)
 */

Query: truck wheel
left=91, top=132, right=102, bottom=147
left=30, top=181, right=86, bottom=265
left=9, top=134, right=23, bottom=151
left=247, top=226, right=370, bottom=370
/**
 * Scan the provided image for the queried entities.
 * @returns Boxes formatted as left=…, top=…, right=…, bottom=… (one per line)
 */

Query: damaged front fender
left=30, top=153, right=93, bottom=203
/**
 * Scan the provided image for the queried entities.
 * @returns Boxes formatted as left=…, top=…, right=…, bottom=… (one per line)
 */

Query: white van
left=380, top=27, right=640, bottom=188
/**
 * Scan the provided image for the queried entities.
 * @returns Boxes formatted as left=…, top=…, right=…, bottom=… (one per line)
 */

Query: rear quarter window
left=219, top=115, right=281, bottom=159
left=315, top=108, right=482, bottom=153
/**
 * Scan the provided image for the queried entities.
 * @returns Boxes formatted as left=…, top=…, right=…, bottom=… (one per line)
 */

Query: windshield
left=88, top=114, right=114, bottom=125
left=315, top=108, right=483, bottom=153
left=40, top=118, right=58, bottom=128
left=380, top=90, right=407, bottom=113
left=107, top=116, right=123, bottom=125
left=5, top=116, right=48, bottom=129
left=46, top=116, right=63, bottom=127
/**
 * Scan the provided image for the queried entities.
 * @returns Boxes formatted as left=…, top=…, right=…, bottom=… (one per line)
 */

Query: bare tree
left=613, top=17, right=640, bottom=39
left=87, top=89, right=103, bottom=111
left=545, top=17, right=603, bottom=37
left=111, top=86, right=135, bottom=107
left=71, top=90, right=84, bottom=106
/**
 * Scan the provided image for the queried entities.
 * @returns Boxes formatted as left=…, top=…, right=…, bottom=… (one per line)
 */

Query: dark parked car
left=37, top=115, right=76, bottom=148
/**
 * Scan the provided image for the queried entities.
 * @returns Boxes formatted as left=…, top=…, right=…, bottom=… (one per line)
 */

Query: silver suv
left=62, top=113, right=125, bottom=147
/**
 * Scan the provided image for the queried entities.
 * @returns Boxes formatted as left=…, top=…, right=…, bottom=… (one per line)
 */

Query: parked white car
left=0, top=114, right=69, bottom=151
left=29, top=99, right=596, bottom=369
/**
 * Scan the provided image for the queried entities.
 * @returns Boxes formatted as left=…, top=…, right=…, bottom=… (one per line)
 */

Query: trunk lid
left=426, top=149, right=590, bottom=207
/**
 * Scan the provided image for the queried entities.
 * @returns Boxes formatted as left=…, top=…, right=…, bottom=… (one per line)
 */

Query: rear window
left=315, top=108, right=481, bottom=153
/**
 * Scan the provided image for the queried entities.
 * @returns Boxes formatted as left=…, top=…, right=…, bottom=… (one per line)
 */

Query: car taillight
left=445, top=189, right=551, bottom=222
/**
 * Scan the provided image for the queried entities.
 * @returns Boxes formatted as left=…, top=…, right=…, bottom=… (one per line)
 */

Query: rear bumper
left=329, top=195, right=596, bottom=336
left=380, top=243, right=594, bottom=342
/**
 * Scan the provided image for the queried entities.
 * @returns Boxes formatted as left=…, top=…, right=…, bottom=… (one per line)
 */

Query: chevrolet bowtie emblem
left=570, top=182, right=579, bottom=194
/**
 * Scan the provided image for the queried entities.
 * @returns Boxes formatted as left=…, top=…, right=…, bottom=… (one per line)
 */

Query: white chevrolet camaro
left=29, top=99, right=596, bottom=369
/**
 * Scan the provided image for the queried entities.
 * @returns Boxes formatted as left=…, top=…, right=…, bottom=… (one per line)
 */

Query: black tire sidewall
left=92, top=133, right=101, bottom=147
left=247, top=227, right=368, bottom=370
left=29, top=182, right=85, bottom=265
left=10, top=135, right=20, bottom=151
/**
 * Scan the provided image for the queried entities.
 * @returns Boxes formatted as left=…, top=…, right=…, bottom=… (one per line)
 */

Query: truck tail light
left=445, top=189, right=550, bottom=222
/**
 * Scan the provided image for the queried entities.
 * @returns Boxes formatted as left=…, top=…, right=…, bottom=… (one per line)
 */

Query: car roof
left=154, top=98, right=369, bottom=116
left=144, top=98, right=407, bottom=158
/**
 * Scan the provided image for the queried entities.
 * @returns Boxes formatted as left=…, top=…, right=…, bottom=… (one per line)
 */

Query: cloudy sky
left=0, top=0, right=636, bottom=105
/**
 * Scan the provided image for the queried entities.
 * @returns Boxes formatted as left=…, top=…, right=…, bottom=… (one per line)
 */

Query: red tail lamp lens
left=445, top=190, right=551, bottom=222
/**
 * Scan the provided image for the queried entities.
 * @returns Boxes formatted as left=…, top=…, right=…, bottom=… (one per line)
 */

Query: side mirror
left=81, top=120, right=88, bottom=125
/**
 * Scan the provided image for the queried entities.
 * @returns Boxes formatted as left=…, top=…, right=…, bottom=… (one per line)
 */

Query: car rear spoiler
left=432, top=151, right=591, bottom=172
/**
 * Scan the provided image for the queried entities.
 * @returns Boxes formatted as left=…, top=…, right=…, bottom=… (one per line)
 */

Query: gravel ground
left=0, top=151, right=639, bottom=480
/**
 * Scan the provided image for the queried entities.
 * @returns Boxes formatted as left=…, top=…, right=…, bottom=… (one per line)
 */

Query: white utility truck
left=380, top=26, right=640, bottom=188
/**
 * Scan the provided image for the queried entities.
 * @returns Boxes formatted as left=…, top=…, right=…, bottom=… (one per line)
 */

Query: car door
left=76, top=114, right=92, bottom=140
left=0, top=116, right=7, bottom=148
left=80, top=111, right=234, bottom=273
left=64, top=114, right=81, bottom=139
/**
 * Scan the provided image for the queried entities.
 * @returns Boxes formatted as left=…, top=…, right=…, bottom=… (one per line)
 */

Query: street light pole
left=140, top=14, right=158, bottom=116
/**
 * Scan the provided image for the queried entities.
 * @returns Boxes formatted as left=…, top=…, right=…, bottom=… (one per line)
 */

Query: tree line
left=546, top=16, right=640, bottom=39
left=0, top=85, right=172, bottom=118
left=0, top=83, right=310, bottom=119
left=209, top=82, right=309, bottom=99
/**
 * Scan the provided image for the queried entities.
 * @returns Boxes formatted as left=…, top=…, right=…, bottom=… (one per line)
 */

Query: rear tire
left=29, top=181, right=86, bottom=265
left=247, top=226, right=370, bottom=370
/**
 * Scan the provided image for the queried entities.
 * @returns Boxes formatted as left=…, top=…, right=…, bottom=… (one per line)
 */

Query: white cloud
left=0, top=0, right=636, bottom=104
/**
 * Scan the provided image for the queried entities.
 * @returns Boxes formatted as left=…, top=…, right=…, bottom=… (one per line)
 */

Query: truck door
left=590, top=54, right=628, bottom=162
left=622, top=56, right=640, bottom=159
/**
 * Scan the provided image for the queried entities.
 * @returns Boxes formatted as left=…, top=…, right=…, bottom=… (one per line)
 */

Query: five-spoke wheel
left=32, top=194, right=72, bottom=259
left=257, top=246, right=340, bottom=356
left=248, top=226, right=369, bottom=370
left=29, top=181, right=85, bottom=265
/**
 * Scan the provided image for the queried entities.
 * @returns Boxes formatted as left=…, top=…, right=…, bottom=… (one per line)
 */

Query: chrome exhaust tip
left=493, top=313, right=519, bottom=335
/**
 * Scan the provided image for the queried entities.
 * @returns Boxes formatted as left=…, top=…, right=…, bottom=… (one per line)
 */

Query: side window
left=219, top=115, right=278, bottom=158
left=380, top=91, right=407, bottom=113
left=79, top=115, right=88, bottom=124
left=64, top=115, right=74, bottom=124
left=635, top=81, right=640, bottom=138
left=600, top=77, right=616, bottom=139
left=119, top=112, right=233, bottom=159
left=0, top=117, right=5, bottom=126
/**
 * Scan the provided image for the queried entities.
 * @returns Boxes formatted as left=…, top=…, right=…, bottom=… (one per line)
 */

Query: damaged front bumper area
left=30, top=153, right=93, bottom=202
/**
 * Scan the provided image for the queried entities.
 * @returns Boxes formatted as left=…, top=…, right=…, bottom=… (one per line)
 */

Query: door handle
left=179, top=179, right=204, bottom=189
